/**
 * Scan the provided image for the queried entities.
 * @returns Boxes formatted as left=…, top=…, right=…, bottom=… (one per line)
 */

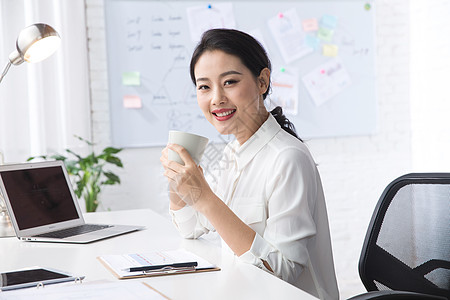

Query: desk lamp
left=0, top=23, right=61, bottom=237
left=0, top=23, right=60, bottom=83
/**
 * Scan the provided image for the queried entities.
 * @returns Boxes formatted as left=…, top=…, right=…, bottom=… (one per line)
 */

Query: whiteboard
left=105, top=0, right=376, bottom=147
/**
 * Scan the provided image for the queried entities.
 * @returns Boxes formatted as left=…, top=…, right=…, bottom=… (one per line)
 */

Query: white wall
left=411, top=0, right=450, bottom=171
left=84, top=0, right=415, bottom=298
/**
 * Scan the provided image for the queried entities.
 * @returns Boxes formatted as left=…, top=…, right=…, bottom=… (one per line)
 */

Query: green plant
left=28, top=136, right=123, bottom=212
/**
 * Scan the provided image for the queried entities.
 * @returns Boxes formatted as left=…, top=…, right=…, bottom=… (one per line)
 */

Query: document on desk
left=0, top=281, right=169, bottom=300
left=98, top=249, right=220, bottom=279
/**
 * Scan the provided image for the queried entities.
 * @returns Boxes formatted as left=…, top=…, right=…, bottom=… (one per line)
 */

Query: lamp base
left=0, top=210, right=15, bottom=237
left=0, top=192, right=15, bottom=237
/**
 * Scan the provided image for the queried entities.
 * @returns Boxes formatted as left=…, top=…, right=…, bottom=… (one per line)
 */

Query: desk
left=0, top=209, right=317, bottom=299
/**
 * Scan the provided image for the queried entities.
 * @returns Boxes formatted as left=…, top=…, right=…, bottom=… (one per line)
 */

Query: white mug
left=168, top=131, right=209, bottom=165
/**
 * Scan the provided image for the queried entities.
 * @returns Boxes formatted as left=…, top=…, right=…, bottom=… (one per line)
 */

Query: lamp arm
left=0, top=61, right=12, bottom=84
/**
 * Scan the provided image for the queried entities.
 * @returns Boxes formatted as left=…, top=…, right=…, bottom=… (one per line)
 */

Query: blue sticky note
left=321, top=15, right=338, bottom=29
left=305, top=35, right=320, bottom=50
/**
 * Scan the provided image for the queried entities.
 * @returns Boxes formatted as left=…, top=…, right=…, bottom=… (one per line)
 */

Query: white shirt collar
left=228, top=113, right=281, bottom=171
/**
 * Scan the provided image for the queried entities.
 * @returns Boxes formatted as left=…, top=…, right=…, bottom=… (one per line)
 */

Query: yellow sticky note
left=123, top=95, right=142, bottom=108
left=302, top=18, right=318, bottom=32
left=122, top=71, right=140, bottom=86
left=323, top=44, right=338, bottom=57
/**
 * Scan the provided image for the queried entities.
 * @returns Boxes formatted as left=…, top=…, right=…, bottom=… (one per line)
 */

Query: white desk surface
left=0, top=209, right=317, bottom=300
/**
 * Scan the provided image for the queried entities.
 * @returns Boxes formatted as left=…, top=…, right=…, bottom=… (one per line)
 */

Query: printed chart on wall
left=105, top=0, right=376, bottom=147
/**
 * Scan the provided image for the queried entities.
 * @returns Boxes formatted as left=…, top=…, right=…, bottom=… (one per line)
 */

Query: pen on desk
left=123, top=261, right=198, bottom=272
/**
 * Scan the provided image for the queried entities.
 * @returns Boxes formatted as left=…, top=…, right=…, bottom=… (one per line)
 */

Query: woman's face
left=194, top=50, right=270, bottom=144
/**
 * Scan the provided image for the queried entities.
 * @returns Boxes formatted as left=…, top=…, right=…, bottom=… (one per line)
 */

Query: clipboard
left=98, top=249, right=220, bottom=279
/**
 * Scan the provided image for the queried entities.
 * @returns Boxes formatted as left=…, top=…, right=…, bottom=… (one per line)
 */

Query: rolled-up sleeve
left=170, top=206, right=213, bottom=239
left=239, top=147, right=318, bottom=286
left=239, top=233, right=304, bottom=284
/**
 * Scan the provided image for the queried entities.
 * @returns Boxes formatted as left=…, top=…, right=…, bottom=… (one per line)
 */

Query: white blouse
left=170, top=114, right=339, bottom=300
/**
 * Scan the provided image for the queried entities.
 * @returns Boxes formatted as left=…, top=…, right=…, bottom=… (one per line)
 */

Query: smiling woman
left=193, top=49, right=269, bottom=144
left=190, top=29, right=302, bottom=144
left=160, top=29, right=339, bottom=300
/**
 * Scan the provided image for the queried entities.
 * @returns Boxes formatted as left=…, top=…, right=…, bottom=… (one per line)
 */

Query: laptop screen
left=1, top=166, right=79, bottom=230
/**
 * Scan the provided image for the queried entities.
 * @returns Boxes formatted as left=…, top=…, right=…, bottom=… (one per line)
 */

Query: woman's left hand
left=161, top=143, right=213, bottom=210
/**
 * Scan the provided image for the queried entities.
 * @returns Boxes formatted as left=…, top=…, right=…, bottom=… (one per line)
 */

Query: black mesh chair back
left=358, top=173, right=450, bottom=299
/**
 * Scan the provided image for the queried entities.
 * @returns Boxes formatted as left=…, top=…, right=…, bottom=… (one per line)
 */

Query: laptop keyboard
left=35, top=224, right=112, bottom=239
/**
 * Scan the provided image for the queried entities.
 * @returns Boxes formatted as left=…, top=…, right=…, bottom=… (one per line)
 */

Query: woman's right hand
left=160, top=143, right=214, bottom=213
left=160, top=146, right=186, bottom=210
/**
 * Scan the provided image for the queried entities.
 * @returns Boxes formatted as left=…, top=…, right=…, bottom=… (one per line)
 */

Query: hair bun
left=270, top=106, right=302, bottom=141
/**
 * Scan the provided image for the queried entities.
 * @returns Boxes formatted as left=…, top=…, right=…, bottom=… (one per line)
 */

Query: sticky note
left=323, top=44, right=339, bottom=57
left=122, top=71, right=141, bottom=86
left=317, top=27, right=334, bottom=42
left=305, top=35, right=320, bottom=50
left=321, top=15, right=338, bottom=29
left=302, top=18, right=318, bottom=32
left=123, top=95, right=142, bottom=109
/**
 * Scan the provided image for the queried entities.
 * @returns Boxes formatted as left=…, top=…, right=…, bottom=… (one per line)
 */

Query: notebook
left=0, top=160, right=144, bottom=243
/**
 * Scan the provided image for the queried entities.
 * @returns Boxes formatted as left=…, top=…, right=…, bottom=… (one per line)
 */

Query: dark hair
left=190, top=28, right=302, bottom=141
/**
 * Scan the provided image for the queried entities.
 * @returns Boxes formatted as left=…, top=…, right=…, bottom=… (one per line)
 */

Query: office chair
left=349, top=173, right=450, bottom=300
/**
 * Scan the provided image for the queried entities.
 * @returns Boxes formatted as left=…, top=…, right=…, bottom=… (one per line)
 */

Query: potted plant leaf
left=28, top=136, right=123, bottom=212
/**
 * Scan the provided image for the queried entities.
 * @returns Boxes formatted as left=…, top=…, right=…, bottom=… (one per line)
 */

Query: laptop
left=0, top=160, right=144, bottom=243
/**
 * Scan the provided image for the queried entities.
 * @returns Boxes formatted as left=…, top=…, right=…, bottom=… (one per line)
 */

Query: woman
left=160, top=28, right=339, bottom=300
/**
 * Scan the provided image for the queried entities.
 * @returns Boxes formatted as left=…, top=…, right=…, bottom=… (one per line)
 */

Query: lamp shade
left=8, top=23, right=61, bottom=65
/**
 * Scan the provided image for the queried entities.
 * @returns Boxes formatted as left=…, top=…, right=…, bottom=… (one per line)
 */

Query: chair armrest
left=347, top=290, right=447, bottom=300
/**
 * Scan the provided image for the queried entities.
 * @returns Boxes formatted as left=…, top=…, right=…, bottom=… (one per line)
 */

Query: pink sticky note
left=123, top=95, right=142, bottom=109
left=302, top=18, right=318, bottom=32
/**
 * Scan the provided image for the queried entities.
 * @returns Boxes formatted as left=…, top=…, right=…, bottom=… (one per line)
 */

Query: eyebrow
left=196, top=70, right=243, bottom=83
